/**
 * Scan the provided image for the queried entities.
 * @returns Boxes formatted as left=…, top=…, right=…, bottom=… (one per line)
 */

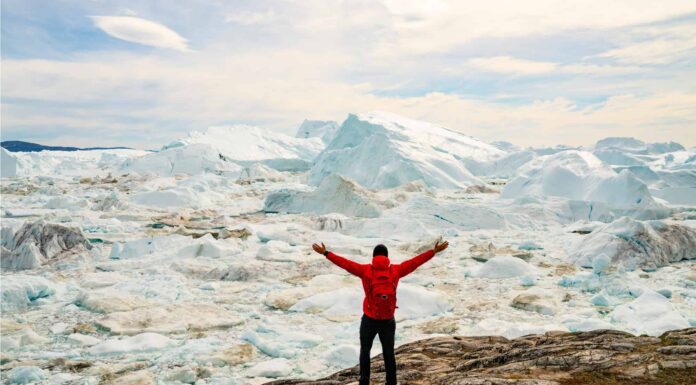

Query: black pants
left=359, top=314, right=396, bottom=385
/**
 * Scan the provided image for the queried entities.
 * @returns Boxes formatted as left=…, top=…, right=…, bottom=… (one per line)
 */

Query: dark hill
left=1, top=140, right=132, bottom=152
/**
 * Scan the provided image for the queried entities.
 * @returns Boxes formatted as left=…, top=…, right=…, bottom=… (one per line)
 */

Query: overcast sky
left=2, top=0, right=695, bottom=149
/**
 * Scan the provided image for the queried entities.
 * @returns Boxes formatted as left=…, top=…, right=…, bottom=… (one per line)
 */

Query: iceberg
left=264, top=174, right=381, bottom=218
left=162, top=125, right=324, bottom=171
left=567, top=217, right=696, bottom=271
left=501, top=150, right=669, bottom=219
left=309, top=112, right=504, bottom=189
left=1, top=148, right=18, bottom=178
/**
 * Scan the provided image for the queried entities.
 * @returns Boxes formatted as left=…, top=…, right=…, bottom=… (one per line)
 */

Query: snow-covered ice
left=1, top=112, right=694, bottom=384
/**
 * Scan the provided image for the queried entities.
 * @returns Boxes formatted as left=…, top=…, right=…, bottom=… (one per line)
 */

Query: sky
left=1, top=0, right=695, bottom=149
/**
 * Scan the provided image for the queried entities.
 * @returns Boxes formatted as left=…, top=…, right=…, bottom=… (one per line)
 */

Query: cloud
left=466, top=56, right=558, bottom=75
left=368, top=0, right=696, bottom=55
left=90, top=16, right=189, bottom=51
left=598, top=24, right=696, bottom=65
left=3, top=53, right=695, bottom=149
left=225, top=10, right=276, bottom=25
left=464, top=56, right=641, bottom=76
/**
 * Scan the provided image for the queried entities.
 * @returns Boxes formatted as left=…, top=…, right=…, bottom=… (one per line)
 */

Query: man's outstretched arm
left=312, top=242, right=366, bottom=278
left=397, top=240, right=449, bottom=278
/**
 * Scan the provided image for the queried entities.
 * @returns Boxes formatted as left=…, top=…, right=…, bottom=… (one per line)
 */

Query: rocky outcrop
left=267, top=328, right=696, bottom=385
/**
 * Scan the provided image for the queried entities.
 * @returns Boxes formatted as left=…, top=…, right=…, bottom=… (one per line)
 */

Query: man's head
left=373, top=244, right=388, bottom=257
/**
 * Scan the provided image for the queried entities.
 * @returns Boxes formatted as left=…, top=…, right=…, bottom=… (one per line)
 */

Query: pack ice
left=0, top=112, right=694, bottom=384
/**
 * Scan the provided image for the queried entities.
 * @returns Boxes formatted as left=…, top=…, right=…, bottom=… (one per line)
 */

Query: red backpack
left=367, top=265, right=397, bottom=319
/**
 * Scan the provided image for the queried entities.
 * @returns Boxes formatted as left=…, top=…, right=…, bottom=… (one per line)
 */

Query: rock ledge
left=267, top=328, right=696, bottom=385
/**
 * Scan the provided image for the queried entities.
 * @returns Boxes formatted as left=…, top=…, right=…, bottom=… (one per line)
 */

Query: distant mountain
left=0, top=141, right=133, bottom=152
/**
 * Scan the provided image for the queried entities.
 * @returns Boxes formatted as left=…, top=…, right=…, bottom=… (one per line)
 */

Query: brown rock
left=266, top=328, right=696, bottom=385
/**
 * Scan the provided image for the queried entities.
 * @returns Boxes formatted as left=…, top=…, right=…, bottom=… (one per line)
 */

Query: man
left=311, top=240, right=449, bottom=385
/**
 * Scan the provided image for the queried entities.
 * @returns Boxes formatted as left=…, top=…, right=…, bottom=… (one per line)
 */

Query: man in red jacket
left=312, top=240, right=449, bottom=385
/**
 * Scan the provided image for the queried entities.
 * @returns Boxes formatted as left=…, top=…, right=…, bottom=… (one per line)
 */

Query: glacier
left=0, top=112, right=694, bottom=384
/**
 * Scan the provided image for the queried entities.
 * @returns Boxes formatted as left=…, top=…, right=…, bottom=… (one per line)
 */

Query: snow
left=309, top=112, right=504, bottom=189
left=88, top=332, right=176, bottom=355
left=473, top=256, right=539, bottom=279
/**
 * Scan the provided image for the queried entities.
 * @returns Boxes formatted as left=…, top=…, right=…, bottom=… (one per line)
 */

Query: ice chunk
left=295, top=119, right=340, bottom=144
left=562, top=316, right=615, bottom=332
left=1, top=275, right=55, bottom=312
left=67, top=333, right=101, bottom=346
left=95, top=303, right=243, bottom=335
left=246, top=358, right=293, bottom=378
left=610, top=290, right=690, bottom=336
left=44, top=196, right=90, bottom=210
left=309, top=112, right=504, bottom=189
left=242, top=323, right=322, bottom=358
left=519, top=275, right=537, bottom=286
left=88, top=332, right=175, bottom=355
left=473, top=256, right=539, bottom=279
left=264, top=174, right=381, bottom=218
left=592, top=253, right=612, bottom=274
left=109, top=234, right=191, bottom=259
left=1, top=148, right=18, bottom=178
left=121, top=143, right=242, bottom=177
left=1, top=220, right=92, bottom=271
left=518, top=241, right=542, bottom=250
left=290, top=284, right=450, bottom=321
left=568, top=217, right=696, bottom=271
left=324, top=344, right=359, bottom=368
left=5, top=366, right=47, bottom=384
left=75, top=290, right=150, bottom=313
left=510, top=293, right=556, bottom=316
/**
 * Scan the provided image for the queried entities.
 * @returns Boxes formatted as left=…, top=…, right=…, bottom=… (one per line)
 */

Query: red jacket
left=325, top=249, right=435, bottom=319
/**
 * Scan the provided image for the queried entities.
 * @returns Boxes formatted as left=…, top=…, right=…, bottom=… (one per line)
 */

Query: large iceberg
left=309, top=112, right=504, bottom=189
left=162, top=125, right=324, bottom=171
left=501, top=150, right=669, bottom=219
left=121, top=143, right=242, bottom=176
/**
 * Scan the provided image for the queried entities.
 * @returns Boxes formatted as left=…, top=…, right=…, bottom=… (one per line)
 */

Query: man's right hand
left=433, top=240, right=449, bottom=254
left=312, top=242, right=327, bottom=255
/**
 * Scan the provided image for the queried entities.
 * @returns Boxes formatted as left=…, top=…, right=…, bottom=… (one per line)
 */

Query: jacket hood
left=371, top=255, right=390, bottom=270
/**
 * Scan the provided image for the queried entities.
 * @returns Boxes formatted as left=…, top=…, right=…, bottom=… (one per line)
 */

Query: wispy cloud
left=598, top=24, right=696, bottom=65
left=225, top=10, right=276, bottom=25
left=465, top=56, right=641, bottom=76
left=90, top=16, right=189, bottom=51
